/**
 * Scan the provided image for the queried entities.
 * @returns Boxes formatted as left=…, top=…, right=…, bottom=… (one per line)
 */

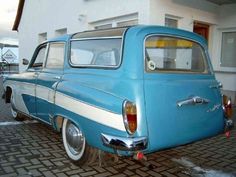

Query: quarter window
left=46, top=43, right=65, bottom=68
left=70, top=38, right=122, bottom=67
left=145, top=36, right=208, bottom=73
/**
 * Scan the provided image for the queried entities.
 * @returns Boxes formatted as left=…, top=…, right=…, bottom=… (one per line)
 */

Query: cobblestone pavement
left=0, top=76, right=236, bottom=177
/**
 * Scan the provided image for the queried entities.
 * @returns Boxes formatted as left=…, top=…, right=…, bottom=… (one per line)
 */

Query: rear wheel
left=10, top=93, right=24, bottom=121
left=62, top=119, right=93, bottom=166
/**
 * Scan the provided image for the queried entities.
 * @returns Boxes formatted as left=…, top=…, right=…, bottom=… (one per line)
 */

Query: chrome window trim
left=44, top=41, right=66, bottom=69
left=143, top=34, right=213, bottom=75
left=70, top=36, right=122, bottom=41
left=68, top=30, right=127, bottom=69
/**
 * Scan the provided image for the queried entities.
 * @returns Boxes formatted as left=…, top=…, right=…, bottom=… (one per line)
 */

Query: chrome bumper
left=101, top=133, right=148, bottom=151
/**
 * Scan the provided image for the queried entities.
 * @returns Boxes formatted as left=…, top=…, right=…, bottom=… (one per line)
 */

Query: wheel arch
left=5, top=86, right=12, bottom=103
left=52, top=113, right=92, bottom=145
left=52, top=114, right=86, bottom=135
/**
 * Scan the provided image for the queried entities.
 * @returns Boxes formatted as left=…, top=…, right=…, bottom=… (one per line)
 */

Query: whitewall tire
left=10, top=93, right=24, bottom=121
left=62, top=118, right=92, bottom=165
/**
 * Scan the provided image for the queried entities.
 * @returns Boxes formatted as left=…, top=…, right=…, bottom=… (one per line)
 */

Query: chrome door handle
left=177, top=96, right=210, bottom=107
left=54, top=76, right=61, bottom=80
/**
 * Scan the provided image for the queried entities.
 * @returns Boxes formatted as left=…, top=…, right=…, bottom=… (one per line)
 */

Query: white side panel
left=4, top=80, right=126, bottom=132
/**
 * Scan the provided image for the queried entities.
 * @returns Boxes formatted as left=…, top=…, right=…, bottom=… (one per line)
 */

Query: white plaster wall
left=210, top=4, right=236, bottom=97
left=18, top=0, right=219, bottom=71
left=148, top=0, right=219, bottom=30
left=147, top=0, right=219, bottom=64
left=18, top=0, right=148, bottom=71
left=17, top=0, right=235, bottom=100
left=219, top=4, right=236, bottom=28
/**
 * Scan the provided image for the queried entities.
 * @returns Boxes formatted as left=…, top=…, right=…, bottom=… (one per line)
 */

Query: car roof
left=45, top=25, right=207, bottom=46
left=72, top=27, right=128, bottom=39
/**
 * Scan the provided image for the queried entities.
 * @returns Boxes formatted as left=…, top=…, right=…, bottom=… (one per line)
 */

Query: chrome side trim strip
left=101, top=133, right=148, bottom=151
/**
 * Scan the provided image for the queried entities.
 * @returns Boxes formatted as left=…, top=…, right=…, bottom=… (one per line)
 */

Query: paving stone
left=42, top=171, right=56, bottom=177
left=147, top=170, right=162, bottom=177
left=80, top=170, right=97, bottom=176
left=55, top=173, right=68, bottom=177
left=93, top=172, right=112, bottom=177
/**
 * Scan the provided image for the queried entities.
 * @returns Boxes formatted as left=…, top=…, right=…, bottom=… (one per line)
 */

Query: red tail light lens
left=123, top=101, right=137, bottom=135
left=223, top=95, right=233, bottom=118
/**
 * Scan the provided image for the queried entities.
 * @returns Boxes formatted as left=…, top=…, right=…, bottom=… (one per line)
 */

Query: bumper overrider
left=101, top=133, right=148, bottom=151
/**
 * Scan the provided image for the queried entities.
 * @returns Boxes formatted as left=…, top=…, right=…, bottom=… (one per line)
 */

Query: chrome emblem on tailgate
left=207, top=104, right=221, bottom=112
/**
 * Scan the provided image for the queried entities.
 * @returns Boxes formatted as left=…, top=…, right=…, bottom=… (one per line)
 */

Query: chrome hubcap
left=66, top=121, right=85, bottom=155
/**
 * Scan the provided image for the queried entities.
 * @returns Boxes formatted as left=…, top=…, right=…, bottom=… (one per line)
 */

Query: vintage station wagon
left=3, top=25, right=233, bottom=165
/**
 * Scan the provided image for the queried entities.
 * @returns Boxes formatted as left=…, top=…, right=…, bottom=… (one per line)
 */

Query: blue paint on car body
left=3, top=25, right=225, bottom=159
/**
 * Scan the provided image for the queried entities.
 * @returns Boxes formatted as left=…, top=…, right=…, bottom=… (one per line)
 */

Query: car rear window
left=70, top=38, right=122, bottom=68
left=145, top=36, right=209, bottom=73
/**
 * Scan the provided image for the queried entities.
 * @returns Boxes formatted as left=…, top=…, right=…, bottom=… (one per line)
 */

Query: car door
left=35, top=42, right=65, bottom=124
left=144, top=35, right=224, bottom=151
left=17, top=44, right=47, bottom=116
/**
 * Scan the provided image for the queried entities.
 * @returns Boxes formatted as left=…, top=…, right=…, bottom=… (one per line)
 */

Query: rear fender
left=53, top=84, right=129, bottom=152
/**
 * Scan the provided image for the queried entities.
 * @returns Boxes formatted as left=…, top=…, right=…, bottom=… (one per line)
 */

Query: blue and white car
left=3, top=25, right=233, bottom=165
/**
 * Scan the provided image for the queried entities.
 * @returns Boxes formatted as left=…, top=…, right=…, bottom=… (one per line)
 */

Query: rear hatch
left=144, top=35, right=224, bottom=151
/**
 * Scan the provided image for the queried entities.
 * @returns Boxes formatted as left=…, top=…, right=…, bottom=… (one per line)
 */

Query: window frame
left=220, top=31, right=236, bottom=68
left=28, top=43, right=48, bottom=70
left=44, top=42, right=66, bottom=69
left=69, top=36, right=124, bottom=69
left=143, top=34, right=212, bottom=74
left=214, top=28, right=236, bottom=73
left=165, top=17, right=178, bottom=28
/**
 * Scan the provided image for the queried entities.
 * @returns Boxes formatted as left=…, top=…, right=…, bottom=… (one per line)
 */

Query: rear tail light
left=223, top=95, right=233, bottom=118
left=123, top=100, right=137, bottom=135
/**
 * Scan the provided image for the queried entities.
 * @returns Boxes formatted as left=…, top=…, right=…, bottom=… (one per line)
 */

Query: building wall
left=17, top=0, right=236, bottom=102
left=18, top=0, right=148, bottom=71
left=211, top=4, right=236, bottom=103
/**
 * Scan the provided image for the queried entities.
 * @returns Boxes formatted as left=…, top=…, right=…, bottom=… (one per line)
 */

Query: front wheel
left=62, top=119, right=93, bottom=166
left=10, top=93, right=24, bottom=121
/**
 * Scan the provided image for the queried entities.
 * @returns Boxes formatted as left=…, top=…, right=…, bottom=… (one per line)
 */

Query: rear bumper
left=101, top=133, right=148, bottom=151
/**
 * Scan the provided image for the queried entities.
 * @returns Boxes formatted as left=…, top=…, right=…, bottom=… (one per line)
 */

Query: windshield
left=145, top=36, right=209, bottom=73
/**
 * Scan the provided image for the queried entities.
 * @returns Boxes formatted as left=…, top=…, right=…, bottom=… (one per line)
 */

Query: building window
left=165, top=17, right=178, bottom=28
left=117, top=19, right=138, bottom=27
left=95, top=24, right=112, bottom=30
left=91, top=13, right=138, bottom=30
left=55, top=28, right=67, bottom=37
left=221, top=32, right=236, bottom=67
left=38, top=33, right=47, bottom=44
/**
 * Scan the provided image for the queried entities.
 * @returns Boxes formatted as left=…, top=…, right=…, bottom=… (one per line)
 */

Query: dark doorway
left=193, top=22, right=209, bottom=42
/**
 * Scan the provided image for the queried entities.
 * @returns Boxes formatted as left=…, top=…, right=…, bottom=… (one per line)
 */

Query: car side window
left=31, top=45, right=47, bottom=68
left=70, top=38, right=121, bottom=67
left=45, top=43, right=65, bottom=69
left=94, top=50, right=117, bottom=66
